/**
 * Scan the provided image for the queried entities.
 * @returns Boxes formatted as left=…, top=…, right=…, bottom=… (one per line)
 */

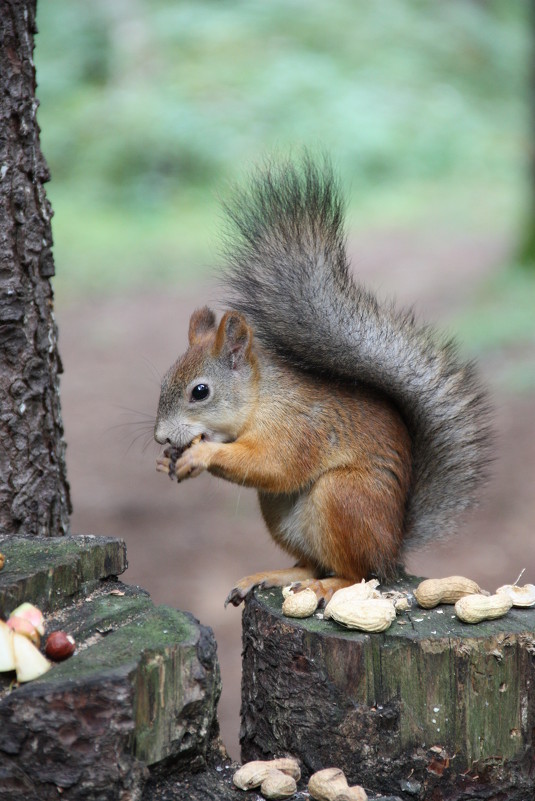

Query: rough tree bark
left=241, top=581, right=535, bottom=801
left=0, top=0, right=71, bottom=536
left=0, top=536, right=225, bottom=801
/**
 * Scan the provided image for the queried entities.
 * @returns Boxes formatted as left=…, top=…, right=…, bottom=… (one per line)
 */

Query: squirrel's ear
left=188, top=307, right=217, bottom=345
left=214, top=311, right=253, bottom=369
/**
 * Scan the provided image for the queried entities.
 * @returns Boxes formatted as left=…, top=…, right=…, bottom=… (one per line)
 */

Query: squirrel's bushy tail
left=222, top=156, right=492, bottom=548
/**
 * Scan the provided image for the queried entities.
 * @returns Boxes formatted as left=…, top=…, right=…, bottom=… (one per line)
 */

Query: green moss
left=253, top=582, right=535, bottom=764
left=0, top=536, right=127, bottom=617
left=256, top=583, right=535, bottom=642
left=45, top=605, right=199, bottom=684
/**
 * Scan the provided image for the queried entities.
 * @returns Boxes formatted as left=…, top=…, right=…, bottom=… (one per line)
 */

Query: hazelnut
left=45, top=631, right=76, bottom=661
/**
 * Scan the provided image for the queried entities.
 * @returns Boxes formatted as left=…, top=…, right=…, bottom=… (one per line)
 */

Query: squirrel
left=154, top=156, right=492, bottom=606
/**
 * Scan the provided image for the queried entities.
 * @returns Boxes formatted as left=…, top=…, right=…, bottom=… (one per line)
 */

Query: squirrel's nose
left=154, top=423, right=168, bottom=445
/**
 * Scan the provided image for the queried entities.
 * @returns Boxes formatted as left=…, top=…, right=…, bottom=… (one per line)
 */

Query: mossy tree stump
left=0, top=536, right=224, bottom=801
left=241, top=576, right=535, bottom=801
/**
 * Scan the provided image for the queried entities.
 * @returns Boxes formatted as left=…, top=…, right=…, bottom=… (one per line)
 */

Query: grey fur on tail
left=222, top=155, right=492, bottom=549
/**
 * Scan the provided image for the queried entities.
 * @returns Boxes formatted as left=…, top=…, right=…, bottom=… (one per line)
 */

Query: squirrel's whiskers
left=154, top=156, right=492, bottom=606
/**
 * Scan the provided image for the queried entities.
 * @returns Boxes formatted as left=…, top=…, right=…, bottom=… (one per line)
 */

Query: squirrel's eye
left=191, top=383, right=210, bottom=402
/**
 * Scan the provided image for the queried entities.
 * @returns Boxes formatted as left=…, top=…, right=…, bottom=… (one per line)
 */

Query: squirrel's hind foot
left=224, top=566, right=319, bottom=607
left=289, top=577, right=354, bottom=606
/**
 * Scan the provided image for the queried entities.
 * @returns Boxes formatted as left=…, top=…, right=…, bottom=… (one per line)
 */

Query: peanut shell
left=326, top=596, right=395, bottom=632
left=455, top=592, right=512, bottom=624
left=233, top=758, right=300, bottom=790
left=394, top=597, right=410, bottom=613
left=282, top=587, right=318, bottom=618
left=260, top=769, right=297, bottom=799
left=308, top=767, right=368, bottom=801
left=323, top=580, right=380, bottom=620
left=414, top=576, right=481, bottom=609
left=496, top=583, right=535, bottom=607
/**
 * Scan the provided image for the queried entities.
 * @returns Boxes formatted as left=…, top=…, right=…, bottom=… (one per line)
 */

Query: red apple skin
left=45, top=631, right=76, bottom=661
left=10, top=603, right=45, bottom=637
left=6, top=616, right=41, bottom=646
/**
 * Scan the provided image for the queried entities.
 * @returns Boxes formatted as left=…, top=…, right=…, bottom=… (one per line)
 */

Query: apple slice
left=6, top=615, right=41, bottom=646
left=0, top=620, right=16, bottom=672
left=13, top=632, right=51, bottom=683
left=10, top=603, right=45, bottom=637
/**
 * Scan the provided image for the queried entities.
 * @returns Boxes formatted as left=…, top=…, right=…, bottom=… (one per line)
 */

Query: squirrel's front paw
left=156, top=451, right=205, bottom=482
left=156, top=455, right=175, bottom=480
left=174, top=443, right=207, bottom=481
left=156, top=436, right=207, bottom=482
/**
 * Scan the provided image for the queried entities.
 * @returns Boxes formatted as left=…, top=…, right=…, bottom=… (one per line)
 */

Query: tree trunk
left=241, top=579, right=535, bottom=801
left=0, top=0, right=71, bottom=536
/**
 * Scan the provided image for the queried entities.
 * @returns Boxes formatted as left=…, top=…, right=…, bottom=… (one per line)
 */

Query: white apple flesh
left=6, top=615, right=41, bottom=646
left=0, top=620, right=16, bottom=672
left=12, top=632, right=51, bottom=683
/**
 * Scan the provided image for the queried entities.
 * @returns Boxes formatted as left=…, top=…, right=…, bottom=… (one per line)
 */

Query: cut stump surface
left=0, top=535, right=221, bottom=801
left=241, top=575, right=535, bottom=801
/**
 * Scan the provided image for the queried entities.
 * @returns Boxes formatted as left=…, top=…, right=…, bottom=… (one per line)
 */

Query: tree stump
left=241, top=576, right=535, bottom=801
left=0, top=536, right=222, bottom=801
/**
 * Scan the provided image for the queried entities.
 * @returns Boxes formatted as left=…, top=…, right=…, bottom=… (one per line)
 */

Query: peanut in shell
left=323, top=580, right=380, bottom=620
left=325, top=596, right=395, bottom=633
left=414, top=576, right=481, bottom=609
left=282, top=587, right=318, bottom=618
left=233, top=758, right=300, bottom=790
left=308, top=767, right=368, bottom=801
left=260, top=769, right=298, bottom=799
left=454, top=592, right=512, bottom=624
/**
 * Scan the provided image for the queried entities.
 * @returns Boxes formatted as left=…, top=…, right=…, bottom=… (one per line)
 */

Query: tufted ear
left=214, top=311, right=253, bottom=369
left=188, top=306, right=217, bottom=345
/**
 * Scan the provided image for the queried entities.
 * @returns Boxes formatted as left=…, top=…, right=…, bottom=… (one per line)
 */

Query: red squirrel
left=154, top=157, right=491, bottom=605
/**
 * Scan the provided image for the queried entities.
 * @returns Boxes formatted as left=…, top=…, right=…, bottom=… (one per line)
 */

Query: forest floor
left=56, top=227, right=535, bottom=759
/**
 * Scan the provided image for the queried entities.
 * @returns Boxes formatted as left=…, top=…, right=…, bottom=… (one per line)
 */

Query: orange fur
left=155, top=311, right=412, bottom=604
left=156, top=156, right=490, bottom=604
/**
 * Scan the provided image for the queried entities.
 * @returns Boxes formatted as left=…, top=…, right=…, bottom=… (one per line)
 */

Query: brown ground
left=56, top=228, right=535, bottom=759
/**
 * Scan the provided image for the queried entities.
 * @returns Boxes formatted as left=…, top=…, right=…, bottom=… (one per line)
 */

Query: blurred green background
left=33, top=1, right=535, bottom=758
left=35, top=2, right=530, bottom=279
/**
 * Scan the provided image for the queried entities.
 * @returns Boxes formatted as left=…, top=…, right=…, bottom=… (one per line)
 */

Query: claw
left=157, top=435, right=205, bottom=483
left=163, top=445, right=185, bottom=460
left=224, top=586, right=250, bottom=608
